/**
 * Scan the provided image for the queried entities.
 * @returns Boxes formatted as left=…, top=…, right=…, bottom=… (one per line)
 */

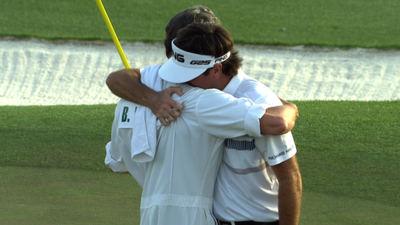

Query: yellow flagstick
left=95, top=0, right=130, bottom=68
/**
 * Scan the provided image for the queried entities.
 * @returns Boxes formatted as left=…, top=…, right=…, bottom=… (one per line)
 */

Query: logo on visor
left=174, top=53, right=185, bottom=63
left=215, top=52, right=230, bottom=63
left=190, top=60, right=211, bottom=65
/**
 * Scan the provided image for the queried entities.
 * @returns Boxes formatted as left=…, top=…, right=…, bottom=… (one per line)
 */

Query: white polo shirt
left=213, top=69, right=297, bottom=222
left=108, top=65, right=268, bottom=225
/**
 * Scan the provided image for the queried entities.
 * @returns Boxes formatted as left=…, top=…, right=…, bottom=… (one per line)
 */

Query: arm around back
left=260, top=101, right=298, bottom=135
left=106, top=68, right=184, bottom=125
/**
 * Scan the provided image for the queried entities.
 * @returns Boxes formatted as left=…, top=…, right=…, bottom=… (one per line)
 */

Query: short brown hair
left=174, top=22, right=242, bottom=77
left=164, top=6, right=220, bottom=58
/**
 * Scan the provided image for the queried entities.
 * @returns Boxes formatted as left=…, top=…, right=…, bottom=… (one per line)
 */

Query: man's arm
left=271, top=156, right=302, bottom=225
left=106, top=68, right=184, bottom=125
left=260, top=101, right=299, bottom=135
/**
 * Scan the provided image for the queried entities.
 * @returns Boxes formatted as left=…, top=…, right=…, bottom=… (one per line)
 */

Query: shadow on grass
left=301, top=191, right=400, bottom=225
left=0, top=166, right=141, bottom=225
left=2, top=166, right=399, bottom=225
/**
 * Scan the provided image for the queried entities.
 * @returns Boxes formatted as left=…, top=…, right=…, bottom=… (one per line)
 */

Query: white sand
left=1, top=38, right=399, bottom=106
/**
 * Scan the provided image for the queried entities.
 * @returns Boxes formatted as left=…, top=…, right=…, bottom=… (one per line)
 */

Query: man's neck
left=216, top=74, right=232, bottom=90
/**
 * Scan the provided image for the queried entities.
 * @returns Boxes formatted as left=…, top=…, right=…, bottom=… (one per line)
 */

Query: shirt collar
left=223, top=68, right=246, bottom=95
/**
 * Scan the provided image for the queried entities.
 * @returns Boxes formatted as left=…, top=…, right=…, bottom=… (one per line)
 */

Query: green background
left=1, top=0, right=400, bottom=47
left=0, top=0, right=399, bottom=224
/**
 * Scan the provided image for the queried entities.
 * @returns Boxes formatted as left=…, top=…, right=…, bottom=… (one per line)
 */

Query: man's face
left=187, top=74, right=215, bottom=89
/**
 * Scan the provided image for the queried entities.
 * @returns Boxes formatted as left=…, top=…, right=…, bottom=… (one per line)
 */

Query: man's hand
left=149, top=87, right=184, bottom=126
left=106, top=68, right=184, bottom=126
left=261, top=98, right=299, bottom=135
left=279, top=97, right=299, bottom=120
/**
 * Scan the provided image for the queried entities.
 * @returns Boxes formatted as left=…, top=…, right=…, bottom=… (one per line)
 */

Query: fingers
left=157, top=113, right=179, bottom=126
left=278, top=96, right=299, bottom=119
left=170, top=87, right=184, bottom=111
left=155, top=105, right=181, bottom=126
left=157, top=114, right=169, bottom=126
left=278, top=96, right=289, bottom=105
left=171, top=102, right=183, bottom=112
left=165, top=87, right=184, bottom=110
left=153, top=86, right=184, bottom=126
left=158, top=116, right=170, bottom=126
left=166, top=86, right=184, bottom=96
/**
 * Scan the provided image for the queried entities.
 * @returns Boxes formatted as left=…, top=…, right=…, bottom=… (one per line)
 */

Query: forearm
left=260, top=113, right=288, bottom=135
left=278, top=170, right=302, bottom=225
left=271, top=156, right=302, bottom=225
left=260, top=103, right=298, bottom=135
left=106, top=68, right=183, bottom=126
left=106, top=68, right=157, bottom=107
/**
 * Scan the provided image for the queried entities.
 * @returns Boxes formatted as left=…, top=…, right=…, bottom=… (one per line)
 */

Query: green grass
left=1, top=0, right=400, bottom=48
left=0, top=166, right=141, bottom=225
left=1, top=0, right=400, bottom=224
left=301, top=191, right=400, bottom=224
left=1, top=102, right=399, bottom=224
left=0, top=105, right=115, bottom=171
left=294, top=101, right=400, bottom=207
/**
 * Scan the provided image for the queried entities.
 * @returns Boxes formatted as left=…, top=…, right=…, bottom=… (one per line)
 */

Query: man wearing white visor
left=158, top=39, right=231, bottom=83
left=106, top=22, right=299, bottom=225
left=106, top=6, right=302, bottom=225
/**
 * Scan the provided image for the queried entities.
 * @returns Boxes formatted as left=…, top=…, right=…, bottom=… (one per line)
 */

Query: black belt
left=218, top=220, right=279, bottom=225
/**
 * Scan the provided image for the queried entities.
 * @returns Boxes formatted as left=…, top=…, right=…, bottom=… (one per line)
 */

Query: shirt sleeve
left=255, top=132, right=297, bottom=166
left=252, top=84, right=297, bottom=166
left=195, top=89, right=267, bottom=139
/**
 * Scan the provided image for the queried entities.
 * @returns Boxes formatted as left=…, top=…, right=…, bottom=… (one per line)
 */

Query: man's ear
left=210, top=63, right=223, bottom=79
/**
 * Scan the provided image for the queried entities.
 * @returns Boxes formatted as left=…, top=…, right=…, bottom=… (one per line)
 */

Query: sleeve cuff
left=244, top=104, right=267, bottom=137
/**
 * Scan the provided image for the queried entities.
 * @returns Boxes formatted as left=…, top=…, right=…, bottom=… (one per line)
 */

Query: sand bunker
left=1, top=38, right=399, bottom=105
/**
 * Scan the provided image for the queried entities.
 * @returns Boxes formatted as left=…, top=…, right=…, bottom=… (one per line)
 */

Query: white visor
left=159, top=39, right=231, bottom=83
